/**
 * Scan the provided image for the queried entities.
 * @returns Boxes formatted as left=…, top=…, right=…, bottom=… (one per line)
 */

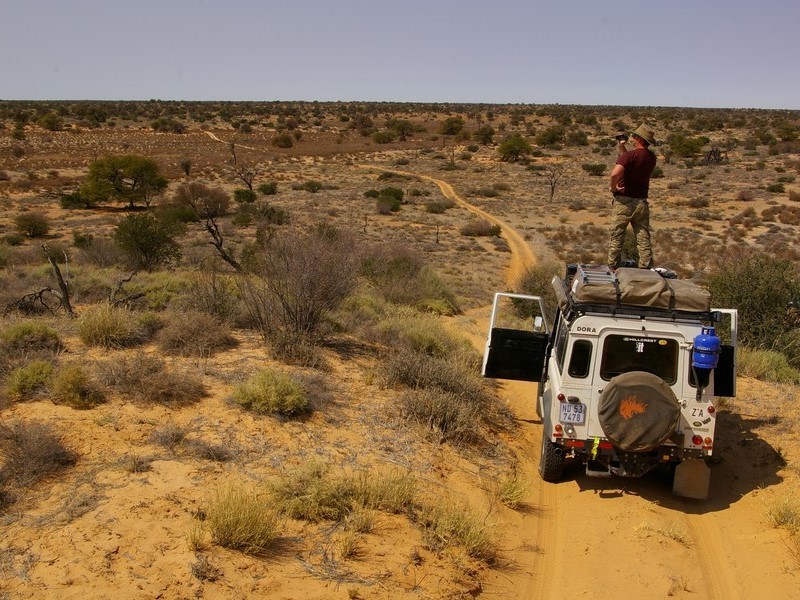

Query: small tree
left=81, top=155, right=167, bottom=209
left=388, top=119, right=415, bottom=141
left=498, top=134, right=531, bottom=162
left=545, top=164, right=564, bottom=202
left=474, top=125, right=495, bottom=145
left=440, top=117, right=465, bottom=136
left=171, top=182, right=230, bottom=218
left=37, top=112, right=63, bottom=131
left=14, top=212, right=50, bottom=238
left=238, top=226, right=359, bottom=345
left=113, top=213, right=184, bottom=271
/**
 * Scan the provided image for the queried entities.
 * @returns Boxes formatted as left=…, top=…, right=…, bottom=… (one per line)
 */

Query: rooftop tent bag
left=569, top=266, right=712, bottom=312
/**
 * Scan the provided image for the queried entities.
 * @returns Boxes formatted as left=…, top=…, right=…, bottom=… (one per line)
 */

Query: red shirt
left=615, top=147, right=656, bottom=199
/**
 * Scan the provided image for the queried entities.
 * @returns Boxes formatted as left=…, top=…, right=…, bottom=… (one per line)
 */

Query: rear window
left=600, top=335, right=679, bottom=384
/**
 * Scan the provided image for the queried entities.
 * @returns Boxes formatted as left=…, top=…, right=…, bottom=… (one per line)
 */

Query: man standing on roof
left=607, top=124, right=657, bottom=270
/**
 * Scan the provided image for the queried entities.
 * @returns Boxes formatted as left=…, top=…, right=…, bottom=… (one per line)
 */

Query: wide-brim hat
left=631, top=124, right=656, bottom=146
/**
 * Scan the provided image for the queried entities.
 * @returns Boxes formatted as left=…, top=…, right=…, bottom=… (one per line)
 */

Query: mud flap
left=672, top=459, right=711, bottom=500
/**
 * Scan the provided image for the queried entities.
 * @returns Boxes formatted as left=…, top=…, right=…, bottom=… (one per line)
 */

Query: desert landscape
left=1, top=101, right=800, bottom=599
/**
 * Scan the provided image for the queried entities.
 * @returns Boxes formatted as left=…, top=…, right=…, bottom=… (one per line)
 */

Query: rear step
left=586, top=461, right=611, bottom=478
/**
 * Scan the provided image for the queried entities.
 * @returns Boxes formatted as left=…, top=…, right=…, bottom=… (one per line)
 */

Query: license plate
left=559, top=402, right=586, bottom=425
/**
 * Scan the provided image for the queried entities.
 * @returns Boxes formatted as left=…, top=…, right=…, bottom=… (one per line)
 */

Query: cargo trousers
left=607, top=195, right=653, bottom=269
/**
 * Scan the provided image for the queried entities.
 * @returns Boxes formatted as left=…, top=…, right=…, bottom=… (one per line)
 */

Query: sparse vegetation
left=233, top=368, right=309, bottom=417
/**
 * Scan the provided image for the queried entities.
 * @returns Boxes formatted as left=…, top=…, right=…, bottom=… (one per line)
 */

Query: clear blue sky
left=2, top=0, right=798, bottom=109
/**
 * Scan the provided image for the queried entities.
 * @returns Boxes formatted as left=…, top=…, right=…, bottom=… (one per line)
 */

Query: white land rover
left=482, top=265, right=737, bottom=499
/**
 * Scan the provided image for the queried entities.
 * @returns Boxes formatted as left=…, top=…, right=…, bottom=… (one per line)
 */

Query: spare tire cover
left=598, top=371, right=680, bottom=452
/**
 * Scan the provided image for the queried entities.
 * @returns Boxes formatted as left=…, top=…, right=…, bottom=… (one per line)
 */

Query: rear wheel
left=538, top=428, right=565, bottom=482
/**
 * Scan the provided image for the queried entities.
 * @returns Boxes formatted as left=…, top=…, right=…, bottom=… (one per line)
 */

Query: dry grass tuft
left=764, top=495, right=800, bottom=531
left=416, top=501, right=495, bottom=561
left=78, top=303, right=145, bottom=348
left=205, top=483, right=281, bottom=555
left=495, top=471, right=530, bottom=510
left=398, top=388, right=480, bottom=445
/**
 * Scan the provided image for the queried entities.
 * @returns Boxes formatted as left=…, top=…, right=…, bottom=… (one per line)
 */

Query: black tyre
left=598, top=371, right=680, bottom=452
left=538, top=428, right=565, bottom=482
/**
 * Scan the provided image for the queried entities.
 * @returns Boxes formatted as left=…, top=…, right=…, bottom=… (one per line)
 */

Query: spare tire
left=598, top=371, right=680, bottom=452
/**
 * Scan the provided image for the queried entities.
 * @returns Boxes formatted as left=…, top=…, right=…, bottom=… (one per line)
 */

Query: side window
left=568, top=340, right=593, bottom=378
left=554, top=317, right=569, bottom=370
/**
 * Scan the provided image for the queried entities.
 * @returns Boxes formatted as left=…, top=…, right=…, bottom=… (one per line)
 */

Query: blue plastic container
left=693, top=327, right=721, bottom=370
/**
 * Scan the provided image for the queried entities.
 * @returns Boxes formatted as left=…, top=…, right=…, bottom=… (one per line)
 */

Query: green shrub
left=373, top=308, right=468, bottom=357
left=206, top=483, right=280, bottom=555
left=358, top=246, right=459, bottom=314
left=0, top=321, right=64, bottom=354
left=371, top=130, right=396, bottom=144
left=5, top=360, right=54, bottom=401
left=272, top=134, right=293, bottom=148
left=767, top=183, right=786, bottom=193
left=258, top=181, right=278, bottom=195
left=651, top=166, right=665, bottom=178
left=51, top=364, right=105, bottom=409
left=233, top=368, right=309, bottom=417
left=512, top=262, right=562, bottom=324
left=297, top=180, right=323, bottom=193
left=425, top=200, right=455, bottom=214
left=707, top=249, right=800, bottom=349
left=460, top=219, right=501, bottom=237
left=498, top=134, right=532, bottom=161
left=113, top=213, right=184, bottom=271
left=581, top=163, right=606, bottom=176
left=233, top=188, right=257, bottom=204
left=60, top=191, right=93, bottom=209
left=14, top=212, right=50, bottom=238
left=77, top=303, right=143, bottom=348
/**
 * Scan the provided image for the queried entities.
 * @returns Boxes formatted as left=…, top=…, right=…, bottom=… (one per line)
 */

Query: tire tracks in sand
left=361, top=165, right=561, bottom=599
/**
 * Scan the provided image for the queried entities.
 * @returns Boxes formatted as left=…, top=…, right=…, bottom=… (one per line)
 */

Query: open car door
left=711, top=308, right=738, bottom=397
left=482, top=292, right=550, bottom=382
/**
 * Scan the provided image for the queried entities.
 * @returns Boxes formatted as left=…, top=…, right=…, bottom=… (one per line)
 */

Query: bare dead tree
left=228, top=140, right=255, bottom=191
left=205, top=217, right=242, bottom=272
left=4, top=288, right=62, bottom=316
left=42, top=245, right=75, bottom=317
left=546, top=164, right=564, bottom=202
left=109, top=272, right=146, bottom=307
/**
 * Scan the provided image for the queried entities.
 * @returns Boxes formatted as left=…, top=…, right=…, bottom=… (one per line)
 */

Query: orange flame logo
left=619, top=396, right=647, bottom=420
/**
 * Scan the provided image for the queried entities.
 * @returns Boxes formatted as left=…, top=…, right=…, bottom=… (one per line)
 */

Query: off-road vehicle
left=482, top=265, right=737, bottom=499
